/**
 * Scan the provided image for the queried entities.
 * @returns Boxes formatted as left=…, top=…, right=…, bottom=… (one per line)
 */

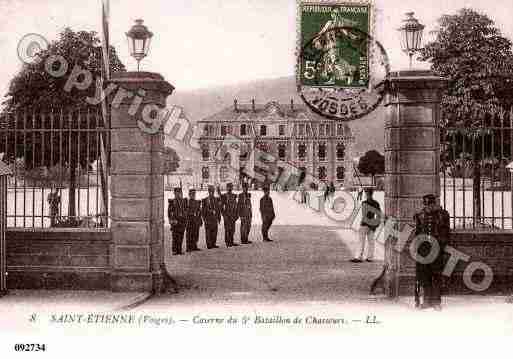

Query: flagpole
left=99, top=0, right=111, bottom=225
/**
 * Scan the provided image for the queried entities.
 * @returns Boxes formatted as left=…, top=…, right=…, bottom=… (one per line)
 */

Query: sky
left=0, top=0, right=513, bottom=98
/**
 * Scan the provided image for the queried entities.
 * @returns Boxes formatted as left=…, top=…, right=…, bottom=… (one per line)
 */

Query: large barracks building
left=194, top=100, right=356, bottom=188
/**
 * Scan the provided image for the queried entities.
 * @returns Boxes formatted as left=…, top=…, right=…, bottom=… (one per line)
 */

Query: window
left=318, top=166, right=327, bottom=180
left=240, top=124, right=247, bottom=136
left=298, top=143, right=307, bottom=160
left=325, top=124, right=331, bottom=136
left=220, top=166, right=229, bottom=181
left=279, top=124, right=285, bottom=136
left=336, top=143, right=345, bottom=161
left=336, top=166, right=345, bottom=180
left=201, top=145, right=210, bottom=160
left=318, top=143, right=326, bottom=161
left=260, top=125, right=267, bottom=136
left=298, top=124, right=306, bottom=136
left=337, top=123, right=344, bottom=136
left=203, top=124, right=216, bottom=136
left=278, top=144, right=286, bottom=160
left=257, top=142, right=269, bottom=153
left=221, top=125, right=231, bottom=136
left=319, top=124, right=325, bottom=136
left=202, top=167, right=210, bottom=180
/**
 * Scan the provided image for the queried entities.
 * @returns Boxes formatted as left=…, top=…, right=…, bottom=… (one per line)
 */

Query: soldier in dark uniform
left=237, top=182, right=252, bottom=244
left=168, top=187, right=188, bottom=255
left=259, top=186, right=275, bottom=242
left=201, top=185, right=221, bottom=249
left=185, top=188, right=202, bottom=252
left=220, top=183, right=239, bottom=247
left=413, top=194, right=450, bottom=310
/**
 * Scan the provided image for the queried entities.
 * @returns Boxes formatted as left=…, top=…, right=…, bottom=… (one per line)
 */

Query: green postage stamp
left=299, top=1, right=372, bottom=87
left=296, top=0, right=389, bottom=121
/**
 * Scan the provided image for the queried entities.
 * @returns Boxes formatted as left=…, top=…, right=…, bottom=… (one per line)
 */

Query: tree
left=357, top=150, right=385, bottom=185
left=419, top=8, right=513, bottom=224
left=1, top=28, right=126, bottom=219
left=162, top=147, right=180, bottom=174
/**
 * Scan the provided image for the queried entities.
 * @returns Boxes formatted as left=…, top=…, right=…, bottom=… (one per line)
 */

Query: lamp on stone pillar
left=380, top=13, right=445, bottom=299
left=126, top=19, right=153, bottom=71
left=398, top=12, right=425, bottom=69
left=111, top=19, right=175, bottom=293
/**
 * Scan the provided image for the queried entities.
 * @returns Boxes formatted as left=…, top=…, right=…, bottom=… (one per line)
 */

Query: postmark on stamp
left=296, top=0, right=390, bottom=121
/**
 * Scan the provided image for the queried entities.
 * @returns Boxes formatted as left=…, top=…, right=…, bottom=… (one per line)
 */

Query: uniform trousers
left=261, top=218, right=273, bottom=241
left=204, top=221, right=218, bottom=249
left=186, top=224, right=200, bottom=251
left=416, top=251, right=444, bottom=306
left=240, top=216, right=252, bottom=243
left=223, top=217, right=236, bottom=245
left=171, top=224, right=186, bottom=254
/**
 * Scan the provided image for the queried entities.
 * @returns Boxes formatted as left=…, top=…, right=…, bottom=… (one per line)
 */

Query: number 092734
left=14, top=344, right=46, bottom=352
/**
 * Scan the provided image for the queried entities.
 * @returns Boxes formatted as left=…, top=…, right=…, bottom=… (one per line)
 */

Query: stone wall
left=396, top=231, right=513, bottom=296
left=6, top=229, right=111, bottom=290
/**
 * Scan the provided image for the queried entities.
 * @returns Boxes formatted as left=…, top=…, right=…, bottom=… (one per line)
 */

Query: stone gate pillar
left=110, top=72, right=174, bottom=292
left=384, top=70, right=445, bottom=297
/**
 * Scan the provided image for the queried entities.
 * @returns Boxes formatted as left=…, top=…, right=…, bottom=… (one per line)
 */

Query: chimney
left=290, top=99, right=294, bottom=111
left=251, top=99, right=256, bottom=112
left=234, top=99, right=238, bottom=112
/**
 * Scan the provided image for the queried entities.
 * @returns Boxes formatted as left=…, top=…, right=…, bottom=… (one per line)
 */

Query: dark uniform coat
left=168, top=198, right=188, bottom=255
left=237, top=192, right=252, bottom=243
left=220, top=192, right=239, bottom=246
left=259, top=194, right=275, bottom=241
left=186, top=198, right=202, bottom=251
left=201, top=196, right=221, bottom=249
left=413, top=206, right=450, bottom=306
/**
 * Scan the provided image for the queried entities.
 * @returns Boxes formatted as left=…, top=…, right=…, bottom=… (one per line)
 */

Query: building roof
left=0, top=160, right=12, bottom=176
left=200, top=101, right=350, bottom=128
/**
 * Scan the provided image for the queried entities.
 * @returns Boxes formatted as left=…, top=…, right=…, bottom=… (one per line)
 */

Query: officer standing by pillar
left=237, top=181, right=252, bottom=244
left=413, top=194, right=450, bottom=310
left=220, top=183, right=239, bottom=247
left=201, top=185, right=221, bottom=249
left=168, top=187, right=188, bottom=255
left=259, top=185, right=275, bottom=242
left=185, top=188, right=202, bottom=252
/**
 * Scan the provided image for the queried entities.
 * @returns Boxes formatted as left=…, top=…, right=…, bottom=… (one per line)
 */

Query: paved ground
left=164, top=224, right=385, bottom=304
left=159, top=191, right=386, bottom=306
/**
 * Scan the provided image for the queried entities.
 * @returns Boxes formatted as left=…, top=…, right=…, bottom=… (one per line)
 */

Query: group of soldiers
left=168, top=182, right=276, bottom=255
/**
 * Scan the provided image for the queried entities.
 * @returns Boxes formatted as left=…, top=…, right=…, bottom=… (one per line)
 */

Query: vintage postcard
left=0, top=0, right=512, bottom=357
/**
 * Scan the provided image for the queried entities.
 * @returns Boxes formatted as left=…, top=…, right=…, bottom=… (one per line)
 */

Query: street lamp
left=398, top=12, right=425, bottom=69
left=126, top=19, right=153, bottom=71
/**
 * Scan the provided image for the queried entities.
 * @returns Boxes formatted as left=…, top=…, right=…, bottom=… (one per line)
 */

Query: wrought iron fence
left=440, top=115, right=513, bottom=230
left=0, top=108, right=109, bottom=229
